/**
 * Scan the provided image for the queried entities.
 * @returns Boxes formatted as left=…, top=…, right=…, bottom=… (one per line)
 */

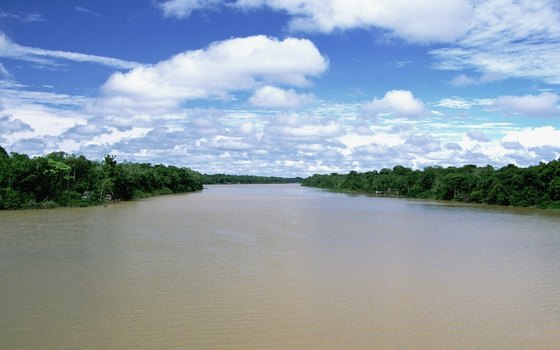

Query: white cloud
left=2, top=77, right=560, bottom=174
left=1, top=103, right=85, bottom=139
left=237, top=122, right=256, bottom=136
left=404, top=134, right=441, bottom=152
left=98, top=35, right=327, bottom=113
left=204, top=136, right=254, bottom=151
left=267, top=113, right=344, bottom=139
left=62, top=124, right=110, bottom=140
left=235, top=0, right=474, bottom=42
left=159, top=0, right=221, bottom=18
left=502, top=141, right=523, bottom=150
left=155, top=0, right=560, bottom=86
left=0, top=63, right=10, bottom=78
left=502, top=126, right=560, bottom=148
left=249, top=85, right=315, bottom=109
left=0, top=9, right=44, bottom=22
left=432, top=0, right=560, bottom=84
left=73, top=6, right=101, bottom=17
left=0, top=83, right=92, bottom=153
left=275, top=122, right=342, bottom=138
left=437, top=97, right=473, bottom=109
left=436, top=96, right=493, bottom=109
left=0, top=115, right=33, bottom=133
left=449, top=72, right=507, bottom=87
left=445, top=142, right=462, bottom=151
left=0, top=32, right=142, bottom=70
left=158, top=0, right=475, bottom=42
left=493, top=92, right=560, bottom=118
left=467, top=130, right=491, bottom=142
left=450, top=74, right=478, bottom=87
left=363, top=90, right=429, bottom=117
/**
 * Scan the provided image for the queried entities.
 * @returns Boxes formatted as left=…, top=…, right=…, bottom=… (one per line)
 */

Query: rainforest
left=302, top=160, right=560, bottom=209
left=2, top=145, right=559, bottom=210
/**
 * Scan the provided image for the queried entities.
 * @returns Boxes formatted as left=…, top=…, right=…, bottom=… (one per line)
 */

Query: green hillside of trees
left=302, top=160, right=560, bottom=209
left=0, top=147, right=203, bottom=209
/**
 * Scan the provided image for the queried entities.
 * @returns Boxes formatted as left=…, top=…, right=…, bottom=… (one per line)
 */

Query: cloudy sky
left=1, top=0, right=560, bottom=176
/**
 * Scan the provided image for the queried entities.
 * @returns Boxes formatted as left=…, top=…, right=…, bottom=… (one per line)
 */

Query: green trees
left=0, top=149, right=203, bottom=209
left=301, top=159, right=560, bottom=209
left=202, top=174, right=302, bottom=184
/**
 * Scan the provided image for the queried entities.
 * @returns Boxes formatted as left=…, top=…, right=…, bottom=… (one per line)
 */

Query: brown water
left=1, top=184, right=560, bottom=349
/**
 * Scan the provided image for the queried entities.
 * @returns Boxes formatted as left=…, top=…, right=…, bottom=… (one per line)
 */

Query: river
left=1, top=184, right=560, bottom=349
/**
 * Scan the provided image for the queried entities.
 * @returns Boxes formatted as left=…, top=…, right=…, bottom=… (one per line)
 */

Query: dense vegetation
left=0, top=147, right=203, bottom=209
left=302, top=160, right=560, bottom=209
left=4, top=145, right=559, bottom=210
left=203, top=174, right=303, bottom=184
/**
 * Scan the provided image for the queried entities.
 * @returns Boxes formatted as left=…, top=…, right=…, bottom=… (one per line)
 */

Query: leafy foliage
left=301, top=160, right=560, bottom=209
left=0, top=147, right=203, bottom=209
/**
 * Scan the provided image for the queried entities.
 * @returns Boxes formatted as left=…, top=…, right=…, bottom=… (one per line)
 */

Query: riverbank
left=301, top=160, right=560, bottom=209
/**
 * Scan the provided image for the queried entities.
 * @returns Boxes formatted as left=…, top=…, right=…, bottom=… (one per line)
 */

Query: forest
left=203, top=174, right=302, bottom=184
left=0, top=147, right=203, bottom=209
left=3, top=145, right=559, bottom=210
left=0, top=147, right=303, bottom=209
left=302, top=159, right=560, bottom=209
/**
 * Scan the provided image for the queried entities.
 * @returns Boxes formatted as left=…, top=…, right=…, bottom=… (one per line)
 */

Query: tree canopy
left=202, top=174, right=302, bottom=185
left=0, top=148, right=203, bottom=209
left=301, top=160, right=560, bottom=209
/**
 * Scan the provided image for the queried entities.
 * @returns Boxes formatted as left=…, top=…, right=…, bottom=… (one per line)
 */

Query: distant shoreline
left=301, top=160, right=560, bottom=210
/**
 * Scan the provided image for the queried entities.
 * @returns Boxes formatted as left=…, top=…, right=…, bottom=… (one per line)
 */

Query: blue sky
left=1, top=0, right=559, bottom=176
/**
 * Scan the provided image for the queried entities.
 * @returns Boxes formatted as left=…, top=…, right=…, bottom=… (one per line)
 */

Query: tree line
left=0, top=147, right=203, bottom=209
left=203, top=174, right=303, bottom=184
left=301, top=159, right=560, bottom=209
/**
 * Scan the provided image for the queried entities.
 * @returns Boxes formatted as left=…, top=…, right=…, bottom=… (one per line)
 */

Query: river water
left=1, top=184, right=560, bottom=349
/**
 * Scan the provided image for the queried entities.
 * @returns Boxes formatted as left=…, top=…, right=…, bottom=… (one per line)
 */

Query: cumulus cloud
left=237, top=122, right=256, bottom=135
left=235, top=0, right=474, bottom=42
left=493, top=92, right=560, bottom=118
left=0, top=32, right=142, bottom=69
left=404, top=134, right=441, bottom=153
left=157, top=0, right=474, bottom=42
left=98, top=35, right=327, bottom=113
left=363, top=90, right=429, bottom=117
left=0, top=102, right=84, bottom=138
left=502, top=126, right=560, bottom=148
left=61, top=124, right=111, bottom=140
left=203, top=136, right=254, bottom=151
left=445, top=142, right=463, bottom=151
left=467, top=130, right=491, bottom=142
left=0, top=83, right=90, bottom=139
left=266, top=113, right=344, bottom=140
left=249, top=85, right=315, bottom=109
left=0, top=115, right=33, bottom=133
left=501, top=141, right=523, bottom=150
left=10, top=137, right=48, bottom=155
left=156, top=0, right=560, bottom=86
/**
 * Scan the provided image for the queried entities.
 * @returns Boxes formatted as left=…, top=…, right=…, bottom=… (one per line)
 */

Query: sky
left=1, top=0, right=560, bottom=176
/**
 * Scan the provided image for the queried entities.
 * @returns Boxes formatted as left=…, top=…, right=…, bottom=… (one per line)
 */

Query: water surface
left=1, top=184, right=560, bottom=349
